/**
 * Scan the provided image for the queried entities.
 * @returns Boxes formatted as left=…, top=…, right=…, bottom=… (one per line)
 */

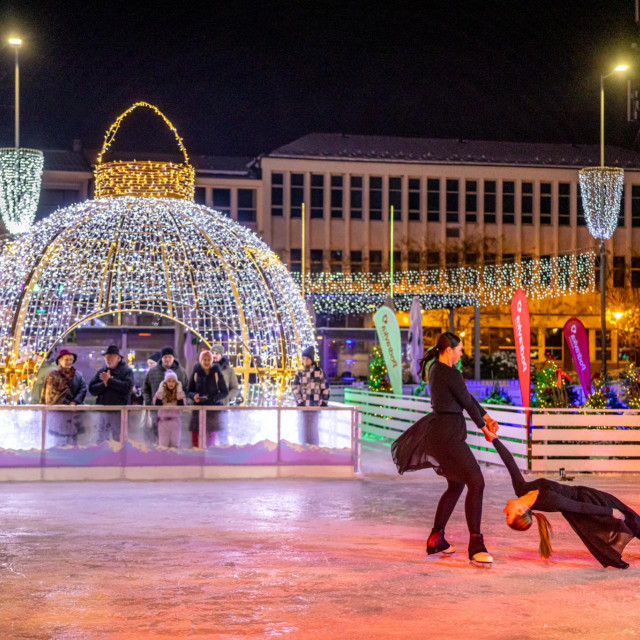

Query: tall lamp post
left=0, top=36, right=44, bottom=235
left=579, top=64, right=628, bottom=378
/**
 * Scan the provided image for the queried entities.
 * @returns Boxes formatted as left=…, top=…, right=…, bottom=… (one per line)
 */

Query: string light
left=578, top=167, right=624, bottom=240
left=0, top=104, right=314, bottom=403
left=0, top=148, right=44, bottom=234
left=294, top=252, right=596, bottom=315
left=94, top=102, right=194, bottom=200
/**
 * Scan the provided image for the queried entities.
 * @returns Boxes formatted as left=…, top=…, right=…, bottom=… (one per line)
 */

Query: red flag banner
left=510, top=289, right=531, bottom=408
left=562, top=317, right=591, bottom=397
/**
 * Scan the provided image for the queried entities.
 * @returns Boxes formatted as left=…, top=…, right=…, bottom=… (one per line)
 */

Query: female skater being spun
left=391, top=332, right=499, bottom=566
left=483, top=429, right=640, bottom=569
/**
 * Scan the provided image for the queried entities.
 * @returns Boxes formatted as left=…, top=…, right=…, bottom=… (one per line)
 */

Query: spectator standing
left=42, top=349, right=87, bottom=446
left=88, top=345, right=134, bottom=443
left=211, top=345, right=240, bottom=405
left=31, top=354, right=57, bottom=404
left=153, top=370, right=186, bottom=448
left=143, top=347, right=188, bottom=404
left=188, top=350, right=228, bottom=447
left=291, top=346, right=330, bottom=445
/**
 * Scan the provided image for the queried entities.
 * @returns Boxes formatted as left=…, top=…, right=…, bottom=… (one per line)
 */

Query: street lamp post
left=8, top=37, right=22, bottom=148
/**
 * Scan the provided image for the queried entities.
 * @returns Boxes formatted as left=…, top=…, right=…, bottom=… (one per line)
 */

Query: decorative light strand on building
left=292, top=252, right=596, bottom=315
left=0, top=148, right=44, bottom=234
left=578, top=167, right=624, bottom=240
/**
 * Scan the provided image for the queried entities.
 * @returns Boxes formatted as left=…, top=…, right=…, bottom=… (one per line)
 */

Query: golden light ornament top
left=93, top=102, right=195, bottom=200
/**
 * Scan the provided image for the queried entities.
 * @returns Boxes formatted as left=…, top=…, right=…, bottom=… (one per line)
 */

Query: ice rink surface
left=1, top=442, right=640, bottom=639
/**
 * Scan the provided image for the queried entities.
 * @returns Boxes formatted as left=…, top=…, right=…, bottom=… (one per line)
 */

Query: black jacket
left=88, top=360, right=135, bottom=405
left=187, top=363, right=228, bottom=406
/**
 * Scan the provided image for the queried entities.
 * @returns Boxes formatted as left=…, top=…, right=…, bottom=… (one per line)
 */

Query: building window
left=237, top=189, right=256, bottom=222
left=271, top=173, right=283, bottom=217
left=619, top=189, right=626, bottom=228
left=389, top=177, right=402, bottom=220
left=502, top=253, right=515, bottom=264
left=310, top=249, right=324, bottom=273
left=445, top=252, right=458, bottom=268
left=558, top=182, right=570, bottom=226
left=36, top=188, right=81, bottom=220
left=290, top=248, right=302, bottom=273
left=391, top=250, right=402, bottom=270
left=427, top=251, right=440, bottom=270
left=613, top=256, right=626, bottom=287
left=350, top=176, right=363, bottom=219
left=540, top=254, right=552, bottom=287
left=484, top=253, right=497, bottom=266
left=446, top=179, right=459, bottom=223
left=369, top=177, right=383, bottom=220
left=350, top=250, right=362, bottom=273
left=330, top=176, right=343, bottom=219
left=427, top=179, right=440, bottom=222
left=595, top=329, right=612, bottom=362
left=632, top=186, right=640, bottom=227
left=194, top=187, right=207, bottom=204
left=632, top=257, right=640, bottom=288
left=213, top=188, right=231, bottom=216
left=577, top=189, right=586, bottom=226
left=408, top=251, right=421, bottom=270
left=369, top=250, right=382, bottom=273
left=540, top=183, right=552, bottom=224
left=545, top=327, right=563, bottom=360
left=484, top=180, right=496, bottom=223
left=521, top=182, right=533, bottom=224
left=291, top=173, right=304, bottom=218
left=502, top=181, right=515, bottom=224
left=465, top=252, right=477, bottom=266
left=465, top=180, right=477, bottom=223
left=330, top=250, right=343, bottom=272
left=408, top=178, right=420, bottom=221
left=310, top=174, right=324, bottom=218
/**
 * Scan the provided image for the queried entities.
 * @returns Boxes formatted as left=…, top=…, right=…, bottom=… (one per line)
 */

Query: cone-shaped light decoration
left=578, top=166, right=624, bottom=240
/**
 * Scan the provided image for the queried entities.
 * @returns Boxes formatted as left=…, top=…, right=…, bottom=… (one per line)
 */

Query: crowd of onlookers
left=32, top=344, right=239, bottom=448
left=31, top=342, right=331, bottom=449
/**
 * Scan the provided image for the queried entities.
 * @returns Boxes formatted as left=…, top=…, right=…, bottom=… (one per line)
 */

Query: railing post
left=198, top=408, right=206, bottom=449
left=277, top=408, right=281, bottom=464
left=121, top=407, right=128, bottom=443
left=40, top=408, right=47, bottom=477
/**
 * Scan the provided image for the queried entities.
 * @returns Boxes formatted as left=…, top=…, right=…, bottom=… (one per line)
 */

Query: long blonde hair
left=509, top=510, right=553, bottom=559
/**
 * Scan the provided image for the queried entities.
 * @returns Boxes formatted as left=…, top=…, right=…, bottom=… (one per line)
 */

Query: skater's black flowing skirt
left=391, top=412, right=480, bottom=482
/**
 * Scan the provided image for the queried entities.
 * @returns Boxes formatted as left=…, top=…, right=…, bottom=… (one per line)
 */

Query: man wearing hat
left=89, top=345, right=135, bottom=443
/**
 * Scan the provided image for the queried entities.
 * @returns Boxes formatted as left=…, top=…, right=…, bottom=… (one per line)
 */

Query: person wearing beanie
left=88, top=345, right=135, bottom=443
left=143, top=345, right=188, bottom=405
left=211, top=345, right=240, bottom=406
left=147, top=351, right=161, bottom=370
left=292, top=345, right=330, bottom=445
left=187, top=349, right=228, bottom=447
left=152, top=370, right=186, bottom=448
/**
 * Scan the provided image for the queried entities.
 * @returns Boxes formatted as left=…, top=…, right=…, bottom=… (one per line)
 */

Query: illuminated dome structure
left=0, top=103, right=314, bottom=403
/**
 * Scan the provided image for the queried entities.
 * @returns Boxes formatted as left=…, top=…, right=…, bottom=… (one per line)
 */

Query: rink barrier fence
left=344, top=388, right=640, bottom=473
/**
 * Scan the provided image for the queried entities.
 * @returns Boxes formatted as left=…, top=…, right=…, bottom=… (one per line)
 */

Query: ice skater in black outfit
left=391, top=332, right=499, bottom=565
left=484, top=429, right=640, bottom=568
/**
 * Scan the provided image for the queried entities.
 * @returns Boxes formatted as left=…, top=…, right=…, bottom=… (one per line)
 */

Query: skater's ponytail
left=509, top=509, right=553, bottom=559
left=418, top=332, right=461, bottom=381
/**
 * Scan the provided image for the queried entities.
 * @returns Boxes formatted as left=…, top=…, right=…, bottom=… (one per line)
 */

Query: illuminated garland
left=578, top=167, right=623, bottom=240
left=293, top=252, right=596, bottom=315
left=0, top=148, right=44, bottom=234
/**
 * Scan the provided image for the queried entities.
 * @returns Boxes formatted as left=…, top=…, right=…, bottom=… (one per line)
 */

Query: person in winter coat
left=143, top=347, right=188, bottom=404
left=88, top=345, right=134, bottom=443
left=292, top=346, right=330, bottom=407
left=187, top=350, right=228, bottom=447
left=291, top=346, right=330, bottom=445
left=153, top=370, right=186, bottom=448
left=211, top=345, right=240, bottom=405
left=31, top=354, right=57, bottom=404
left=42, top=349, right=87, bottom=446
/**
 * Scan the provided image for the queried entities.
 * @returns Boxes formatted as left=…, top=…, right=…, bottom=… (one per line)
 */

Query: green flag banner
left=374, top=305, right=403, bottom=395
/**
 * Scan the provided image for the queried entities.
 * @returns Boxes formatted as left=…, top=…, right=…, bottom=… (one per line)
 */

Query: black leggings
left=432, top=441, right=485, bottom=535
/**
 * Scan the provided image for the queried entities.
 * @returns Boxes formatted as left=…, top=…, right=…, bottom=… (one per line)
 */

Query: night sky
left=1, top=0, right=639, bottom=157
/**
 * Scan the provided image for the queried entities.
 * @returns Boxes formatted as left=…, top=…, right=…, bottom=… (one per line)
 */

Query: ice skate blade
left=470, top=552, right=493, bottom=567
left=426, top=544, right=456, bottom=557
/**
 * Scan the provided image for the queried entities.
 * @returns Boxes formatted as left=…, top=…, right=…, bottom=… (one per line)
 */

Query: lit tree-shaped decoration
left=0, top=38, right=44, bottom=234
left=0, top=103, right=314, bottom=403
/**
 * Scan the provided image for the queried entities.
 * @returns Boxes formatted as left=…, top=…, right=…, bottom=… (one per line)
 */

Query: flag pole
left=301, top=201, right=306, bottom=300
left=390, top=205, right=394, bottom=298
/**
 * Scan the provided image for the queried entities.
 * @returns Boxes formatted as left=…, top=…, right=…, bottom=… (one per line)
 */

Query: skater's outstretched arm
left=446, top=367, right=486, bottom=429
left=492, top=437, right=527, bottom=494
